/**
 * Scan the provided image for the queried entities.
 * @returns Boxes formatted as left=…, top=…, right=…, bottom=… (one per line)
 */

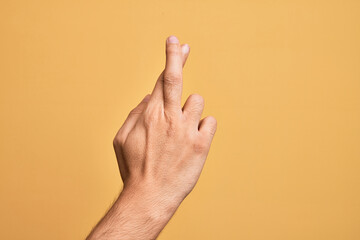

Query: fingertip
left=165, top=36, right=181, bottom=57
left=181, top=44, right=190, bottom=55
left=181, top=44, right=190, bottom=67
left=167, top=35, right=179, bottom=44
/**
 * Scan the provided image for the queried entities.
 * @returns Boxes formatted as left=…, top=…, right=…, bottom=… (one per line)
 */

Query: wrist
left=123, top=176, right=185, bottom=209
left=115, top=182, right=181, bottom=236
left=87, top=182, right=180, bottom=240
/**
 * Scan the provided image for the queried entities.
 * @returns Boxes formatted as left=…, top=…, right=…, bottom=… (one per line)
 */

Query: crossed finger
left=150, top=36, right=190, bottom=113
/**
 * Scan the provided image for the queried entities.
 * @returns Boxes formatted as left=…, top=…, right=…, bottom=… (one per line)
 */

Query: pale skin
left=87, top=35, right=217, bottom=240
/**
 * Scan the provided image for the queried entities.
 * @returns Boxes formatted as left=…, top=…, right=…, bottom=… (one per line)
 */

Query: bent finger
left=182, top=94, right=204, bottom=125
left=198, top=115, right=217, bottom=141
left=115, top=94, right=151, bottom=143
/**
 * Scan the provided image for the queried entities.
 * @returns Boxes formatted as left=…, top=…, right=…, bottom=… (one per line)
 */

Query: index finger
left=163, top=35, right=183, bottom=112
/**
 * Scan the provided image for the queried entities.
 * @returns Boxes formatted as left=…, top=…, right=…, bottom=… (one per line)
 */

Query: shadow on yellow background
left=0, top=0, right=359, bottom=239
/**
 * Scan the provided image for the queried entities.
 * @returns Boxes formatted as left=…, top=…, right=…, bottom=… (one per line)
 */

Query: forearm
left=87, top=184, right=181, bottom=240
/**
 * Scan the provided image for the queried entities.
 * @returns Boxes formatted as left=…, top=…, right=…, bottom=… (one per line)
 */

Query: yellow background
left=1, top=0, right=359, bottom=239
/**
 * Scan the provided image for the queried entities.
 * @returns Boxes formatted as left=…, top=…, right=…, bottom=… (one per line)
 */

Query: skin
left=87, top=35, right=217, bottom=240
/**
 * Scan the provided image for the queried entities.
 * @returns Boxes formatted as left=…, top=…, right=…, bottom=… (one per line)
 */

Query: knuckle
left=166, top=45, right=180, bottom=55
left=113, top=135, right=124, bottom=148
left=207, top=115, right=217, bottom=124
left=189, top=94, right=204, bottom=106
left=143, top=113, right=155, bottom=127
left=163, top=72, right=182, bottom=85
left=206, top=116, right=217, bottom=135
left=143, top=107, right=159, bottom=128
left=192, top=140, right=207, bottom=154
left=129, top=107, right=142, bottom=116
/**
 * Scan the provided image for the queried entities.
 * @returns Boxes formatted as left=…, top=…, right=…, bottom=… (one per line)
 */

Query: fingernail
left=167, top=35, right=179, bottom=44
left=182, top=44, right=190, bottom=54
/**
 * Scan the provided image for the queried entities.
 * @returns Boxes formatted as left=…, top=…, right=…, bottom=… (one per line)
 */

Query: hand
left=113, top=35, right=217, bottom=206
left=87, top=36, right=217, bottom=240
